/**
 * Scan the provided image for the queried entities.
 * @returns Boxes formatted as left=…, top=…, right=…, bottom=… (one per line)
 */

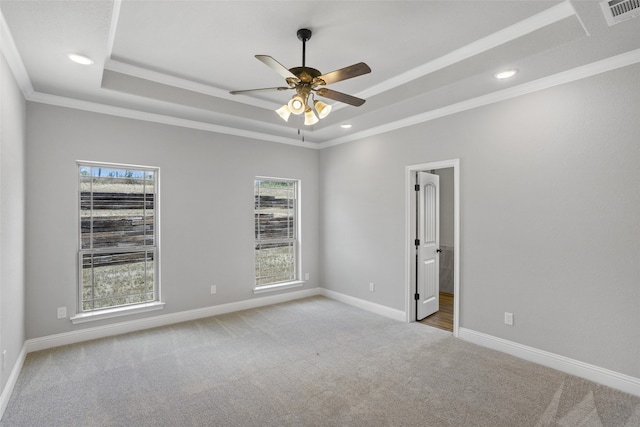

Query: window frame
left=253, top=176, right=303, bottom=293
left=72, top=161, right=163, bottom=324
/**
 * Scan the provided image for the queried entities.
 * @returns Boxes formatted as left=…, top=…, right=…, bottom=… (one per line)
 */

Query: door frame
left=405, top=159, right=460, bottom=336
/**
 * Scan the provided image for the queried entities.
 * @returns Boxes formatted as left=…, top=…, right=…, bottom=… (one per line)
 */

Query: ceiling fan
left=230, top=28, right=371, bottom=126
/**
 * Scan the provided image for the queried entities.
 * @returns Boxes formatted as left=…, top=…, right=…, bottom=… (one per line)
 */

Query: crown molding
left=355, top=1, right=579, bottom=101
left=0, top=9, right=34, bottom=98
left=29, top=91, right=315, bottom=148
left=102, top=0, right=277, bottom=111
left=104, top=59, right=280, bottom=111
left=19, top=48, right=640, bottom=151
left=319, top=48, right=640, bottom=149
left=103, top=1, right=579, bottom=116
left=3, top=2, right=638, bottom=151
left=104, top=0, right=121, bottom=61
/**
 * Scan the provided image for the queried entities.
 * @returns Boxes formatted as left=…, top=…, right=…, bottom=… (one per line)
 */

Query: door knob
left=436, top=249, right=442, bottom=253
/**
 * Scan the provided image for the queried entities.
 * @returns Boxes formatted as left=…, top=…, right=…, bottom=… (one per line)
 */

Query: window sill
left=70, top=301, right=165, bottom=324
left=253, top=281, right=305, bottom=294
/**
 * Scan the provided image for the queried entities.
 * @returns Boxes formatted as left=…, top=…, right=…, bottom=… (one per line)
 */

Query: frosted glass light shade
left=304, top=108, right=319, bottom=126
left=276, top=104, right=291, bottom=121
left=313, top=100, right=332, bottom=119
left=288, top=95, right=306, bottom=115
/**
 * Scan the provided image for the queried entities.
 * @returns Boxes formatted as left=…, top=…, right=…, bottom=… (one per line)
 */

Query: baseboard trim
left=319, top=288, right=406, bottom=322
left=24, top=288, right=404, bottom=355
left=0, top=343, right=27, bottom=421
left=25, top=287, right=322, bottom=353
left=458, top=328, right=640, bottom=397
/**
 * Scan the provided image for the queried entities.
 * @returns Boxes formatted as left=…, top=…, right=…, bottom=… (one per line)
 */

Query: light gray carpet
left=1, top=296, right=639, bottom=426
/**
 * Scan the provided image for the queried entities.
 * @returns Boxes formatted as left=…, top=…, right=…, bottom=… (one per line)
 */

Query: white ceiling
left=2, top=0, right=639, bottom=148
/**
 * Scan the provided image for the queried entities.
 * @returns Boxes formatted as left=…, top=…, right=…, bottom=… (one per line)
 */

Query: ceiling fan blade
left=230, top=86, right=292, bottom=95
left=315, top=88, right=366, bottom=107
left=255, top=55, right=299, bottom=81
left=317, top=62, right=371, bottom=85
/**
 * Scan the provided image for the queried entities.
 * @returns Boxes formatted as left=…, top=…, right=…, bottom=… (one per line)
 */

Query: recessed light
left=494, top=69, right=518, bottom=80
left=340, top=123, right=352, bottom=129
left=67, top=53, right=94, bottom=65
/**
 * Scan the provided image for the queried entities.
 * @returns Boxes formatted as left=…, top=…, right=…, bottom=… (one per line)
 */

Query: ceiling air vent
left=600, top=0, right=640, bottom=26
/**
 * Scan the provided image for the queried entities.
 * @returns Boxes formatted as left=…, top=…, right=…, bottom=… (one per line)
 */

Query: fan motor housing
left=289, top=66, right=321, bottom=84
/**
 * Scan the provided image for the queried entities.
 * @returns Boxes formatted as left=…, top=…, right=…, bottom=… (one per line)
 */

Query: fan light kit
left=230, top=28, right=371, bottom=126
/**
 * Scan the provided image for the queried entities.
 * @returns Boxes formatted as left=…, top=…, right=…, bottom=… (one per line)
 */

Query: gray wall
left=1, top=53, right=26, bottom=393
left=11, top=55, right=640, bottom=385
left=320, top=64, right=640, bottom=378
left=25, top=103, right=320, bottom=339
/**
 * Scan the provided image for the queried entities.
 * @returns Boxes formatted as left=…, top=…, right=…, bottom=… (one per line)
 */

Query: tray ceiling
left=1, top=1, right=639, bottom=147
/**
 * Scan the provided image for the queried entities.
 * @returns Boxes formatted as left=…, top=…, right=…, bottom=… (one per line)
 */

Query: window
left=254, top=178, right=299, bottom=287
left=78, top=162, right=159, bottom=314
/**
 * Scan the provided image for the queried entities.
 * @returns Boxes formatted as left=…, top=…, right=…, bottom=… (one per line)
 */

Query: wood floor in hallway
left=418, top=292, right=453, bottom=332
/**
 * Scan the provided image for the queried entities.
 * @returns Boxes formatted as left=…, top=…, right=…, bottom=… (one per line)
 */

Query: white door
left=417, top=172, right=440, bottom=320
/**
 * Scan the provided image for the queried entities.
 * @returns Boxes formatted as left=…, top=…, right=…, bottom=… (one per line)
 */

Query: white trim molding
left=253, top=281, right=305, bottom=294
left=105, top=59, right=280, bottom=111
left=104, top=0, right=121, bottom=61
left=357, top=1, right=580, bottom=101
left=459, top=328, right=640, bottom=398
left=70, top=301, right=166, bottom=325
left=23, top=287, right=408, bottom=355
left=320, top=48, right=640, bottom=148
left=0, top=9, right=34, bottom=98
left=3, top=4, right=640, bottom=148
left=319, top=288, right=406, bottom=322
left=26, top=288, right=322, bottom=353
left=24, top=288, right=404, bottom=356
left=0, top=344, right=27, bottom=421
left=27, top=92, right=312, bottom=148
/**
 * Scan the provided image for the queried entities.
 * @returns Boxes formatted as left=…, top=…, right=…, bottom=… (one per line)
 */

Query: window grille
left=255, top=178, right=298, bottom=286
left=78, top=162, right=158, bottom=312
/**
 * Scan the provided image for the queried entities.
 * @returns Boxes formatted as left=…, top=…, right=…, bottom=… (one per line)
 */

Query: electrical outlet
left=304, top=273, right=310, bottom=281
left=210, top=285, right=217, bottom=295
left=504, top=312, right=514, bottom=326
left=369, top=282, right=375, bottom=292
left=57, top=307, right=67, bottom=319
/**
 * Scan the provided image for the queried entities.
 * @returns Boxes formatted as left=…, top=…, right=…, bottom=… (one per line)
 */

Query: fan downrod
left=297, top=28, right=312, bottom=68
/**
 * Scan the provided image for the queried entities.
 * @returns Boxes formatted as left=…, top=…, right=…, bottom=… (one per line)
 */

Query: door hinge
left=414, top=239, right=420, bottom=246
left=414, top=184, right=420, bottom=191
left=414, top=293, right=420, bottom=301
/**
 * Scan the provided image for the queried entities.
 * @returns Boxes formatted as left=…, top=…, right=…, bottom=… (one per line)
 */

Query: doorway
left=405, top=160, right=460, bottom=336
